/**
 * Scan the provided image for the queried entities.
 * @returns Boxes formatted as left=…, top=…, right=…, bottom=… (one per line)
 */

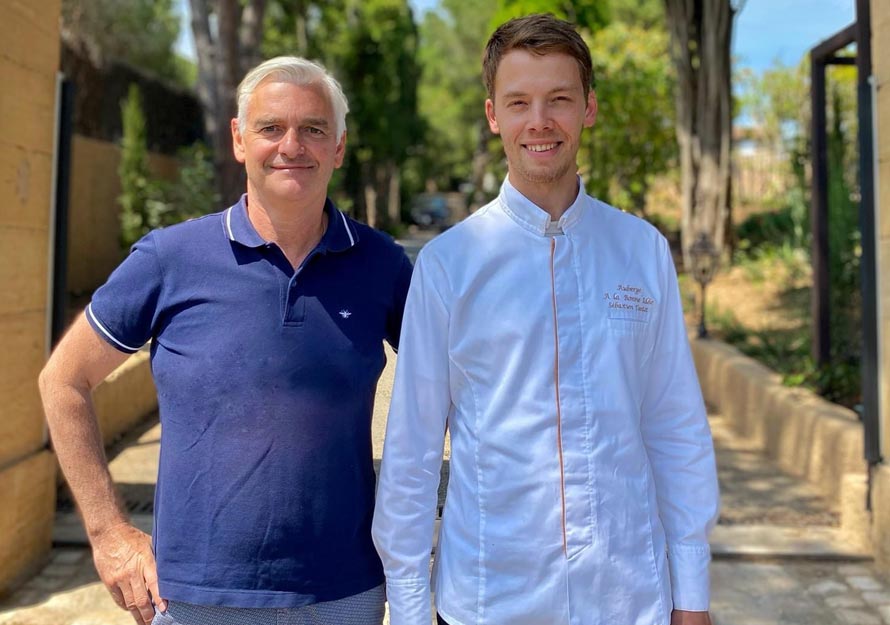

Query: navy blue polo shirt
left=87, top=196, right=413, bottom=608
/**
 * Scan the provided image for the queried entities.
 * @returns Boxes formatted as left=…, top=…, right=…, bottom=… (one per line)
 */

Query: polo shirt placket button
left=283, top=278, right=306, bottom=325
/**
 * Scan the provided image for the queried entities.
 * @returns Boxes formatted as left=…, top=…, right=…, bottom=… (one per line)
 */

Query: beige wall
left=0, top=0, right=61, bottom=591
left=68, top=135, right=180, bottom=296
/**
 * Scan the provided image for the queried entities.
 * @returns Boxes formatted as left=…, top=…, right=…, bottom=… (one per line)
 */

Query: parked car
left=410, top=192, right=468, bottom=230
left=410, top=193, right=451, bottom=228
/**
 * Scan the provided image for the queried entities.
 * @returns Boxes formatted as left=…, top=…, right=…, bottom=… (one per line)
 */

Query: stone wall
left=67, top=135, right=179, bottom=296
left=0, top=0, right=61, bottom=592
left=692, top=340, right=867, bottom=505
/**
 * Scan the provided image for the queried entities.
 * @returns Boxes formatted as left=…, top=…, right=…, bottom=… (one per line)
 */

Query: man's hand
left=671, top=609, right=712, bottom=625
left=91, top=522, right=166, bottom=624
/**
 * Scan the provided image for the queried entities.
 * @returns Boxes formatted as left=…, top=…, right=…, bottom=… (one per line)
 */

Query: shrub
left=118, top=84, right=218, bottom=249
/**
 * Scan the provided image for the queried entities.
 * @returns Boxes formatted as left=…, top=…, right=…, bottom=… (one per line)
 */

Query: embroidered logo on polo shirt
left=339, top=309, right=352, bottom=319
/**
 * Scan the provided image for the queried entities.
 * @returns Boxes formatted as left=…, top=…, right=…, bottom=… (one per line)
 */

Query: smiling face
left=232, top=80, right=346, bottom=211
left=485, top=49, right=596, bottom=208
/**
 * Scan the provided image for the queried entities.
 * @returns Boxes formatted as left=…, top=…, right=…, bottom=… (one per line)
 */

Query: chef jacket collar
left=498, top=175, right=585, bottom=236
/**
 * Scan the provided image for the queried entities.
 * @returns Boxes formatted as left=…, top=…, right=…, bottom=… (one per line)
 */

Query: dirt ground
left=703, top=255, right=811, bottom=333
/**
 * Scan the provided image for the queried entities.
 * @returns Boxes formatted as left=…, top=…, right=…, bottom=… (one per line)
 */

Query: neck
left=246, top=188, right=328, bottom=268
left=509, top=172, right=579, bottom=220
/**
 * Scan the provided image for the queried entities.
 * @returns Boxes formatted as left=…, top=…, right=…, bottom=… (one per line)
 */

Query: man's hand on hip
left=671, top=609, right=712, bottom=625
left=91, top=522, right=165, bottom=624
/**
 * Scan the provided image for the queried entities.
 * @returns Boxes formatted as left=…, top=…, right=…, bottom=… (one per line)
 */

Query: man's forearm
left=39, top=374, right=128, bottom=537
left=41, top=370, right=164, bottom=624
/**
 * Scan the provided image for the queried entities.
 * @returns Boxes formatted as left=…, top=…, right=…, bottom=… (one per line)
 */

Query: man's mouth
left=271, top=162, right=315, bottom=170
left=524, top=142, right=559, bottom=153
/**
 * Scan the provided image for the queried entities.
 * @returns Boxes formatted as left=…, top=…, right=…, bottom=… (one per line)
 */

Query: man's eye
left=508, top=101, right=527, bottom=108
left=260, top=125, right=280, bottom=134
left=305, top=127, right=325, bottom=135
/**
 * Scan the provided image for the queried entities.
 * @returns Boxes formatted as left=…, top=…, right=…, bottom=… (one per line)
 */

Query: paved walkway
left=2, top=251, right=889, bottom=624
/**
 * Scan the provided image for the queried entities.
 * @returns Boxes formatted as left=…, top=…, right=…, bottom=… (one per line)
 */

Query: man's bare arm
left=39, top=313, right=165, bottom=624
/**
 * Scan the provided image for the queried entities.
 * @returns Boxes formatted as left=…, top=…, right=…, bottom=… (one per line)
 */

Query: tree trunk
left=214, top=0, right=243, bottom=205
left=387, top=163, right=401, bottom=228
left=364, top=183, right=378, bottom=229
left=239, top=0, right=267, bottom=73
left=664, top=0, right=736, bottom=269
left=293, top=0, right=309, bottom=57
left=190, top=0, right=268, bottom=208
left=189, top=0, right=218, bottom=144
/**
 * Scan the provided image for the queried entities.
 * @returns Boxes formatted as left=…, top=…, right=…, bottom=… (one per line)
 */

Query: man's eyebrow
left=252, top=117, right=331, bottom=127
left=500, top=85, right=577, bottom=99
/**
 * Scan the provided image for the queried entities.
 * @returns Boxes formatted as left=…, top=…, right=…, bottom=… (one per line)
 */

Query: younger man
left=373, top=14, right=719, bottom=625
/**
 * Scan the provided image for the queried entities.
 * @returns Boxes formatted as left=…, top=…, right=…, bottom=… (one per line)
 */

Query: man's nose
left=279, top=128, right=303, bottom=158
left=528, top=102, right=553, bottom=131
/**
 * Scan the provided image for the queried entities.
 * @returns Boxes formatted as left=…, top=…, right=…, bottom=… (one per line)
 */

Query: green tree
left=61, top=0, right=192, bottom=87
left=736, top=59, right=811, bottom=246
left=580, top=1, right=676, bottom=216
left=119, top=85, right=219, bottom=248
left=416, top=0, right=497, bottom=197
left=314, top=0, right=423, bottom=228
left=252, top=0, right=424, bottom=228
left=118, top=85, right=158, bottom=248
left=738, top=60, right=810, bottom=152
left=492, top=0, right=609, bottom=30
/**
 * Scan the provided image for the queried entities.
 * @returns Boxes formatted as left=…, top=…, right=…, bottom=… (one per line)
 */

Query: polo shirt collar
left=498, top=175, right=585, bottom=236
left=224, top=194, right=359, bottom=253
left=321, top=199, right=360, bottom=253
left=224, top=195, right=265, bottom=247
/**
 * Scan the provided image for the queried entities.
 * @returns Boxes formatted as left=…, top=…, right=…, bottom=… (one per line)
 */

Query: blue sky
left=733, top=0, right=854, bottom=73
left=176, top=0, right=857, bottom=76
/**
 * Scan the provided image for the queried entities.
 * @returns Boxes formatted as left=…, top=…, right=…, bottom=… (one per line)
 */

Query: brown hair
left=483, top=13, right=593, bottom=99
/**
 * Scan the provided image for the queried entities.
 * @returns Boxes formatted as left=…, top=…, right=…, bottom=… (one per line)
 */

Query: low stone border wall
left=691, top=339, right=866, bottom=507
left=92, top=350, right=157, bottom=447
left=873, top=466, right=890, bottom=568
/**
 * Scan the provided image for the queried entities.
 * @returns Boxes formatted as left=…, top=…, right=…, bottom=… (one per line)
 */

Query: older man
left=373, top=14, right=719, bottom=625
left=40, top=56, right=412, bottom=625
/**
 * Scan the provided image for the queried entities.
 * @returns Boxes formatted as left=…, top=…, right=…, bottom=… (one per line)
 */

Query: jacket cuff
left=385, top=579, right=432, bottom=625
left=668, top=542, right=711, bottom=611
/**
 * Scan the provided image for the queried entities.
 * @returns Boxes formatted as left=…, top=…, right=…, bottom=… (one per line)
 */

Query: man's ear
left=333, top=130, right=347, bottom=169
left=231, top=118, right=246, bottom=163
left=583, top=90, right=598, bottom=128
left=485, top=99, right=500, bottom=134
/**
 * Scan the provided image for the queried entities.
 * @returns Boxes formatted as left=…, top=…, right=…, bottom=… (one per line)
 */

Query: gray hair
left=236, top=56, right=349, bottom=140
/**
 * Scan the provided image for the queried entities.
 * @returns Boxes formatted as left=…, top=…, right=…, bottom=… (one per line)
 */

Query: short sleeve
left=385, top=250, right=414, bottom=351
left=86, top=231, right=164, bottom=353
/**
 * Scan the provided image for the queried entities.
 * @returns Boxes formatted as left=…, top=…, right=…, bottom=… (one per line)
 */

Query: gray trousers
left=151, top=584, right=385, bottom=625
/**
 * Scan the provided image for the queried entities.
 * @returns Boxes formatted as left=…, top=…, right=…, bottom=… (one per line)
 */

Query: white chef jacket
left=373, top=177, right=719, bottom=625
